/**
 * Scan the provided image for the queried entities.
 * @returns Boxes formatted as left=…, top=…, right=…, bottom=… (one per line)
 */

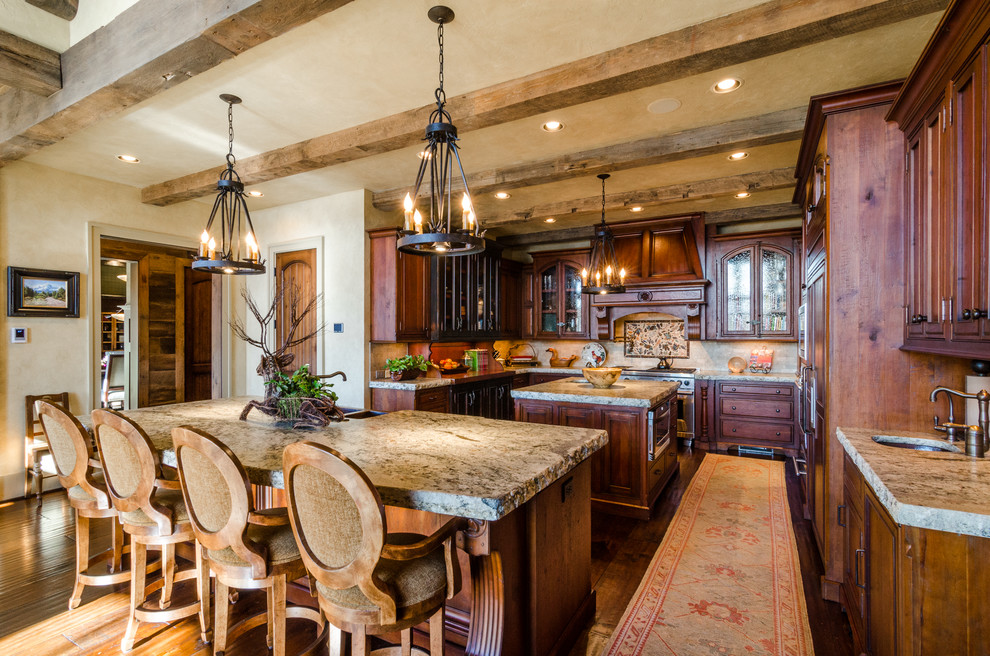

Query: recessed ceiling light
left=629, top=206, right=644, bottom=212
left=116, top=154, right=140, bottom=163
left=734, top=191, right=751, bottom=199
left=116, top=274, right=127, bottom=282
left=712, top=78, right=742, bottom=94
left=247, top=190, right=264, bottom=197
left=417, top=150, right=432, bottom=160
left=494, top=191, right=511, bottom=199
left=728, top=151, right=749, bottom=161
left=542, top=120, right=564, bottom=132
left=647, top=98, right=682, bottom=114
left=544, top=217, right=556, bottom=223
left=104, top=259, right=124, bottom=267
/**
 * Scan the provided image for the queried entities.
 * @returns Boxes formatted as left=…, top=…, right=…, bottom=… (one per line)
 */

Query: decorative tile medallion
left=623, top=319, right=689, bottom=358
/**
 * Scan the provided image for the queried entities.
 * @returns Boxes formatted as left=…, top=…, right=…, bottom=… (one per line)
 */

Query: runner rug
left=603, top=453, right=814, bottom=656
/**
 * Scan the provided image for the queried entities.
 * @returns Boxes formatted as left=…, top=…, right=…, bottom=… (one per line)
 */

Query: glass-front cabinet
left=435, top=244, right=501, bottom=340
left=710, top=231, right=798, bottom=340
left=533, top=250, right=589, bottom=339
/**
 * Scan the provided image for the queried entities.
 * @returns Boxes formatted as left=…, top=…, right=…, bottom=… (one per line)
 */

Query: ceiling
left=1, top=0, right=946, bottom=238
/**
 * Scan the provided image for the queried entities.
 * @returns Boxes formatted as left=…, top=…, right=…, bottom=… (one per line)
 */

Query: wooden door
left=275, top=249, right=318, bottom=373
left=183, top=268, right=218, bottom=401
left=138, top=253, right=187, bottom=407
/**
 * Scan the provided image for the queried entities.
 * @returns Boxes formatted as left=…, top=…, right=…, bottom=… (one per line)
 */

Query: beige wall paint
left=70, top=0, right=140, bottom=46
left=0, top=0, right=68, bottom=51
left=231, top=189, right=372, bottom=409
left=0, top=161, right=207, bottom=501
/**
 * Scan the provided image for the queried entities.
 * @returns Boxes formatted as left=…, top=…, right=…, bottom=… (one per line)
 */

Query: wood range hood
left=589, top=213, right=708, bottom=340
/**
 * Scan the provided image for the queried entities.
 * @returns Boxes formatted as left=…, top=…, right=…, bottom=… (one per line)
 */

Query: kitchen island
left=512, top=377, right=680, bottom=519
left=81, top=397, right=607, bottom=656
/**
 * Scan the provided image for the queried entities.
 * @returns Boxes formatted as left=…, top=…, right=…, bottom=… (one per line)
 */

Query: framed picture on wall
left=7, top=267, right=80, bottom=318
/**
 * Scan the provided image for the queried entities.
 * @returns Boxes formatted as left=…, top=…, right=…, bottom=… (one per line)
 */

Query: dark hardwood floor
left=0, top=444, right=853, bottom=655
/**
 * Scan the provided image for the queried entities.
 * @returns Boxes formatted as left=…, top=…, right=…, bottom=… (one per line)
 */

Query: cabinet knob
left=731, top=405, right=737, bottom=410
left=962, top=308, right=972, bottom=320
left=731, top=387, right=737, bottom=392
left=775, top=432, right=781, bottom=437
left=775, top=389, right=781, bottom=394
left=732, top=428, right=737, bottom=433
left=775, top=408, right=781, bottom=413
left=974, top=309, right=987, bottom=319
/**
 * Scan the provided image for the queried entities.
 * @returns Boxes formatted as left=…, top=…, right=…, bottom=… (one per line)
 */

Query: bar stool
left=26, top=392, right=69, bottom=505
left=282, top=441, right=464, bottom=656
left=90, top=408, right=210, bottom=652
left=35, top=400, right=129, bottom=609
left=171, top=425, right=325, bottom=656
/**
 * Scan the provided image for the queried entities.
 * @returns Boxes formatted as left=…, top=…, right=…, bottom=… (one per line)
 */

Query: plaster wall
left=0, top=161, right=206, bottom=501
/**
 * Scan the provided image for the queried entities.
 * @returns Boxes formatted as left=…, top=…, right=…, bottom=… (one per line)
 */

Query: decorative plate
left=581, top=342, right=607, bottom=368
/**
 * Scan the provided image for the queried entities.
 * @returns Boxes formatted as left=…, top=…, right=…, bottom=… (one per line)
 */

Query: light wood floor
left=0, top=445, right=853, bottom=655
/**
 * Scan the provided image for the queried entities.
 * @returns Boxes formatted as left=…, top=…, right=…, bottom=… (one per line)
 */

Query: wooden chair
left=90, top=408, right=210, bottom=652
left=101, top=351, right=126, bottom=409
left=282, top=441, right=464, bottom=656
left=171, top=426, right=325, bottom=656
left=35, top=400, right=130, bottom=609
left=25, top=392, right=69, bottom=505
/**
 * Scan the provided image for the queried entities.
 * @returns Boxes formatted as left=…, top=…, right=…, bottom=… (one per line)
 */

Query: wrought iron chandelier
left=582, top=174, right=626, bottom=295
left=193, top=94, right=265, bottom=275
left=397, top=6, right=484, bottom=257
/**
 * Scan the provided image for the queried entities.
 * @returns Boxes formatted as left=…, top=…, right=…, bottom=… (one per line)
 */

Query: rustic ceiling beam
left=372, top=107, right=806, bottom=211
left=25, top=0, right=79, bottom=21
left=704, top=202, right=802, bottom=225
left=485, top=168, right=796, bottom=227
left=0, top=29, right=61, bottom=96
left=140, top=0, right=945, bottom=206
left=0, top=0, right=355, bottom=163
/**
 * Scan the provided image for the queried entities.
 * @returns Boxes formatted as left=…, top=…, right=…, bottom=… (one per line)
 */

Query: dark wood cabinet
left=434, top=245, right=502, bottom=340
left=889, top=0, right=990, bottom=358
left=514, top=396, right=678, bottom=519
left=369, top=228, right=431, bottom=343
left=371, top=385, right=450, bottom=413
left=531, top=249, right=589, bottom=339
left=499, top=259, right=523, bottom=339
left=449, top=377, right=513, bottom=420
left=706, top=229, right=800, bottom=341
left=713, top=380, right=798, bottom=454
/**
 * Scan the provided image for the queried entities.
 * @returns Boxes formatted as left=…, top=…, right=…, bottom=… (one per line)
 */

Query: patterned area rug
left=603, top=453, right=814, bottom=656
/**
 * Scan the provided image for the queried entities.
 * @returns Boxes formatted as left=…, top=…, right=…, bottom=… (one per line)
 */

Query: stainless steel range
left=621, top=367, right=696, bottom=444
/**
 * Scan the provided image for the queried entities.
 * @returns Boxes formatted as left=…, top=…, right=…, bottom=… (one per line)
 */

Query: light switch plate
left=333, top=323, right=343, bottom=333
left=11, top=327, right=27, bottom=343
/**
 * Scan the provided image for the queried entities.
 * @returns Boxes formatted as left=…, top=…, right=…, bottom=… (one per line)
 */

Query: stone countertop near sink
left=80, top=397, right=607, bottom=522
left=696, top=370, right=799, bottom=383
left=369, top=369, right=517, bottom=390
left=511, top=377, right=680, bottom=408
left=503, top=366, right=588, bottom=374
left=836, top=426, right=990, bottom=537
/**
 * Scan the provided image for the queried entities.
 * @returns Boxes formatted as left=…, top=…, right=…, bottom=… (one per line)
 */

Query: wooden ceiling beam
left=372, top=107, right=805, bottom=211
left=704, top=202, right=802, bottom=225
left=140, top=0, right=945, bottom=206
left=25, top=0, right=79, bottom=21
left=484, top=168, right=796, bottom=227
left=0, top=29, right=61, bottom=96
left=0, top=0, right=355, bottom=163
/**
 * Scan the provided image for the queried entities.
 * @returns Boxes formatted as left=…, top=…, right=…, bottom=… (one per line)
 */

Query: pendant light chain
left=226, top=100, right=236, bottom=167
left=436, top=21, right=446, bottom=108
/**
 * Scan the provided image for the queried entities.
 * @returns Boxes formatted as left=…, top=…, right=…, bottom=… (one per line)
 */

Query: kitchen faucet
left=930, top=386, right=989, bottom=457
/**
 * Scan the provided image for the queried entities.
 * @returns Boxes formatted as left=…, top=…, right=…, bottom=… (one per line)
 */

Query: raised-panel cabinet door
left=515, top=400, right=555, bottom=424
left=721, top=246, right=758, bottom=337
left=905, top=130, right=928, bottom=340
left=396, top=249, right=430, bottom=341
left=865, top=489, right=898, bottom=656
left=601, top=408, right=643, bottom=498
left=844, top=499, right=867, bottom=645
left=922, top=101, right=950, bottom=340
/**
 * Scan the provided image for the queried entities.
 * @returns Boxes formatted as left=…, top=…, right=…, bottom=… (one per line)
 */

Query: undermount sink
left=337, top=406, right=387, bottom=419
left=871, top=435, right=963, bottom=453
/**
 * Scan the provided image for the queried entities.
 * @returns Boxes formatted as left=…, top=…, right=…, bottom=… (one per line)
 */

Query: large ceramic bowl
left=583, top=367, right=622, bottom=389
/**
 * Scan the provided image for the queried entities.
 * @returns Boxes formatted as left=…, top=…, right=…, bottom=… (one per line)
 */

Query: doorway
left=274, top=247, right=319, bottom=373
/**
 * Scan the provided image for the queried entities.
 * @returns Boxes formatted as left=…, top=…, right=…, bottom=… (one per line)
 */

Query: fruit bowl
left=438, top=364, right=469, bottom=375
left=583, top=367, right=622, bottom=389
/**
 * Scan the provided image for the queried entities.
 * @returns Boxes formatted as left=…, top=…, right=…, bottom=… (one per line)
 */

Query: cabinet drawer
left=720, top=418, right=794, bottom=444
left=416, top=388, right=450, bottom=412
left=720, top=397, right=793, bottom=420
left=718, top=382, right=793, bottom=397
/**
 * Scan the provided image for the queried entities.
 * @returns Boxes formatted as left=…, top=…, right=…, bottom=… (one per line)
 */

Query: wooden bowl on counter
left=583, top=367, right=622, bottom=389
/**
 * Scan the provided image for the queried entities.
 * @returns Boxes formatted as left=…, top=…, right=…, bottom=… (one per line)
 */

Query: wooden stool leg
left=271, top=574, right=286, bottom=656
left=429, top=605, right=445, bottom=655
left=214, top=580, right=230, bottom=655
left=122, top=541, right=147, bottom=652
left=34, top=459, right=43, bottom=506
left=69, top=512, right=89, bottom=609
left=196, top=543, right=212, bottom=643
left=353, top=625, right=370, bottom=656
left=160, top=543, right=175, bottom=609
left=111, top=517, right=124, bottom=573
left=401, top=629, right=413, bottom=656
left=265, top=584, right=275, bottom=649
left=328, top=625, right=344, bottom=656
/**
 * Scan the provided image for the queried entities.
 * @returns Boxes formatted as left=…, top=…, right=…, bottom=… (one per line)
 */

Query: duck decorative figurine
left=547, top=347, right=578, bottom=368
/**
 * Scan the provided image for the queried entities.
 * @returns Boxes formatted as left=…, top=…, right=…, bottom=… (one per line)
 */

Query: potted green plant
left=263, top=364, right=342, bottom=425
left=385, top=355, right=432, bottom=381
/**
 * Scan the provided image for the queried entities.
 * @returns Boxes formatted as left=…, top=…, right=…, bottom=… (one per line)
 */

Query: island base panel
left=385, top=459, right=593, bottom=656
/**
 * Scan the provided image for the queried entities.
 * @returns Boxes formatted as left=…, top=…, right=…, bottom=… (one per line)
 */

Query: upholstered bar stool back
left=35, top=400, right=129, bottom=609
left=91, top=408, right=209, bottom=652
left=173, top=426, right=323, bottom=656
left=284, top=441, right=464, bottom=656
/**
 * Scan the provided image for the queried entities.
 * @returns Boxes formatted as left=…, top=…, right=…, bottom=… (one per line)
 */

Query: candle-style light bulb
left=620, top=268, right=626, bottom=283
left=403, top=193, right=414, bottom=232
left=605, top=265, right=613, bottom=284
left=461, top=193, right=471, bottom=230
left=581, top=268, right=588, bottom=283
left=468, top=210, right=476, bottom=231
left=207, top=237, right=216, bottom=261
left=199, top=230, right=210, bottom=258
left=413, top=209, right=423, bottom=234
left=245, top=233, right=258, bottom=262
left=595, top=271, right=601, bottom=286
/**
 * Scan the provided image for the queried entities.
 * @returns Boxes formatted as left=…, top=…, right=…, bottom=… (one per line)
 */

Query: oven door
left=675, top=392, right=694, bottom=441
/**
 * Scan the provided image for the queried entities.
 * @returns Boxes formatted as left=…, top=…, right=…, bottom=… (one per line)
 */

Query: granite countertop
left=511, top=377, right=680, bottom=408
left=696, top=370, right=799, bottom=383
left=836, top=426, right=990, bottom=537
left=503, top=366, right=588, bottom=374
left=80, top=397, right=606, bottom=522
left=369, top=368, right=517, bottom=390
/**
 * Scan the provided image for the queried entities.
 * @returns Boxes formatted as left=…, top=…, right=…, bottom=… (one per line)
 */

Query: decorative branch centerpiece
left=232, top=287, right=344, bottom=427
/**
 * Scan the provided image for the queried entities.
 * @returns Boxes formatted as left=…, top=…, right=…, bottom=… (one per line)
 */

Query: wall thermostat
left=11, top=327, right=27, bottom=343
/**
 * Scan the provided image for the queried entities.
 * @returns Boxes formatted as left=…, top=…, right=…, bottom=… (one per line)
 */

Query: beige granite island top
left=79, top=397, right=607, bottom=522
left=836, top=426, right=990, bottom=537
left=511, top=377, right=680, bottom=408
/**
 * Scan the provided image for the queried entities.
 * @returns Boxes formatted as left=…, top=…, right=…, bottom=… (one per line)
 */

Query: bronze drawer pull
left=775, top=431, right=781, bottom=436
left=732, top=428, right=737, bottom=433
left=731, top=405, right=737, bottom=410
left=775, top=390, right=781, bottom=394
left=775, top=408, right=781, bottom=413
